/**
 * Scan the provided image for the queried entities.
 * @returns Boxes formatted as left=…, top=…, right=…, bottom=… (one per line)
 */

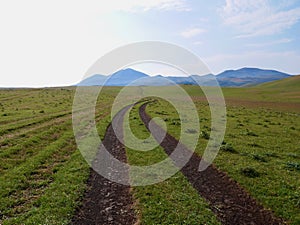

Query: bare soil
left=72, top=105, right=136, bottom=225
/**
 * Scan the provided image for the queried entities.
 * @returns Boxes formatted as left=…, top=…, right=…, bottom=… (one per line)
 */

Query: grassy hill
left=220, top=75, right=300, bottom=107
left=257, top=75, right=300, bottom=91
left=182, top=75, right=300, bottom=112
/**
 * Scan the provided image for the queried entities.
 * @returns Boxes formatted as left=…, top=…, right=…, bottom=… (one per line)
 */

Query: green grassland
left=146, top=96, right=300, bottom=224
left=0, top=88, right=116, bottom=224
left=221, top=75, right=300, bottom=107
left=257, top=75, right=300, bottom=90
left=125, top=103, right=220, bottom=224
left=0, top=76, right=299, bottom=224
left=143, top=77, right=300, bottom=223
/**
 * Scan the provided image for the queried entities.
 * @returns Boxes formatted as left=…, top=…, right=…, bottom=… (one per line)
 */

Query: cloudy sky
left=0, top=0, right=300, bottom=87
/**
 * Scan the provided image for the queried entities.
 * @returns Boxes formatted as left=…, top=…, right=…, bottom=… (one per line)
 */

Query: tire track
left=139, top=102, right=285, bottom=225
left=0, top=113, right=71, bottom=145
left=0, top=111, right=71, bottom=137
left=72, top=105, right=136, bottom=225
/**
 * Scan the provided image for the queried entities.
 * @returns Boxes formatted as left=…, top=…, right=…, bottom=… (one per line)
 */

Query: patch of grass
left=287, top=153, right=299, bottom=159
left=220, top=143, right=238, bottom=153
left=4, top=151, right=90, bottom=225
left=244, top=129, right=258, bottom=137
left=264, top=152, right=278, bottom=158
left=252, top=154, right=268, bottom=163
left=185, top=128, right=197, bottom=134
left=240, top=167, right=260, bottom=178
left=200, top=130, right=210, bottom=139
left=248, top=142, right=262, bottom=148
left=285, top=162, right=300, bottom=171
left=171, top=119, right=181, bottom=126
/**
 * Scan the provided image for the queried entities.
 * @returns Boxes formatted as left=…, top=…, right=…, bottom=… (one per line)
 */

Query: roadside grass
left=145, top=90, right=300, bottom=224
left=125, top=103, right=220, bottom=225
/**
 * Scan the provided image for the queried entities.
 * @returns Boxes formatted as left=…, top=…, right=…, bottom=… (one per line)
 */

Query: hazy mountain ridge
left=217, top=68, right=291, bottom=86
left=77, top=67, right=292, bottom=87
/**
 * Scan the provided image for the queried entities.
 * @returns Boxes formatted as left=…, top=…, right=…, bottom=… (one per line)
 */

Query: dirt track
left=139, top=102, right=285, bottom=225
left=72, top=102, right=285, bottom=225
left=72, top=105, right=136, bottom=225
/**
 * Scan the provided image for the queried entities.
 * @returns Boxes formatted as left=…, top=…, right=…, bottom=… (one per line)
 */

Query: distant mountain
left=217, top=68, right=291, bottom=87
left=77, top=74, right=107, bottom=86
left=77, top=67, right=292, bottom=87
left=132, top=75, right=174, bottom=86
left=104, top=68, right=148, bottom=86
left=77, top=68, right=148, bottom=86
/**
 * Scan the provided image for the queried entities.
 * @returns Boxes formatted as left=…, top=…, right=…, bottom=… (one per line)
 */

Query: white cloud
left=180, top=28, right=206, bottom=38
left=246, top=38, right=293, bottom=47
left=106, top=0, right=191, bottom=12
left=220, top=0, right=300, bottom=38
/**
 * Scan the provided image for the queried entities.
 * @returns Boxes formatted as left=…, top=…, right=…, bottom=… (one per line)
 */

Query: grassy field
left=0, top=76, right=299, bottom=224
left=146, top=95, right=300, bottom=224
left=125, top=103, right=220, bottom=224
left=0, top=88, right=116, bottom=224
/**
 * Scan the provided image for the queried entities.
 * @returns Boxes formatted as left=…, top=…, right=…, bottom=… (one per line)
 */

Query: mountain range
left=77, top=67, right=292, bottom=87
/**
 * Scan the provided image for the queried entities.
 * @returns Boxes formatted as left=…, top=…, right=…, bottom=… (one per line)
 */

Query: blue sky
left=0, top=0, right=300, bottom=87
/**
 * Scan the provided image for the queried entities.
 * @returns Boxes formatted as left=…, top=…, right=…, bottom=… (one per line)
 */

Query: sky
left=0, top=0, right=300, bottom=87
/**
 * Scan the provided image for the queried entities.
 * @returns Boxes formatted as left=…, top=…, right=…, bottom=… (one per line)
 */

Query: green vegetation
left=125, top=103, right=220, bottom=225
left=145, top=83, right=300, bottom=224
left=0, top=77, right=299, bottom=224
left=257, top=75, right=300, bottom=90
left=0, top=87, right=117, bottom=224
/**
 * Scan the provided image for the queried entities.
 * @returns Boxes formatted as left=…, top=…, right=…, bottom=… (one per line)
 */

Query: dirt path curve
left=139, top=102, right=286, bottom=225
left=72, top=105, right=136, bottom=225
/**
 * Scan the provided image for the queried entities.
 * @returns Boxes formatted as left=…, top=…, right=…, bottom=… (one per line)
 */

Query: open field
left=145, top=94, right=300, bottom=224
left=0, top=77, right=299, bottom=224
left=0, top=88, right=116, bottom=224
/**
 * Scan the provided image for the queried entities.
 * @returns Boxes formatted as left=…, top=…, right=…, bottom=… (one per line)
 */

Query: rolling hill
left=219, top=74, right=300, bottom=105
left=77, top=67, right=293, bottom=87
left=256, top=74, right=300, bottom=91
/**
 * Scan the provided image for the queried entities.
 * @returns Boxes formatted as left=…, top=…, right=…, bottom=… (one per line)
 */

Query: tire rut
left=72, top=105, right=136, bottom=225
left=139, top=102, right=286, bottom=225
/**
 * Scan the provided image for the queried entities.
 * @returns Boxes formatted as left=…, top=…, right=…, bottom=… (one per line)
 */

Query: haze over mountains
left=77, top=67, right=292, bottom=87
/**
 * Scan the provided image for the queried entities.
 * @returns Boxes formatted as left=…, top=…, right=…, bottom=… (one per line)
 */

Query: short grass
left=0, top=80, right=299, bottom=224
left=125, top=103, right=220, bottom=225
left=145, top=85, right=300, bottom=225
left=0, top=87, right=117, bottom=224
